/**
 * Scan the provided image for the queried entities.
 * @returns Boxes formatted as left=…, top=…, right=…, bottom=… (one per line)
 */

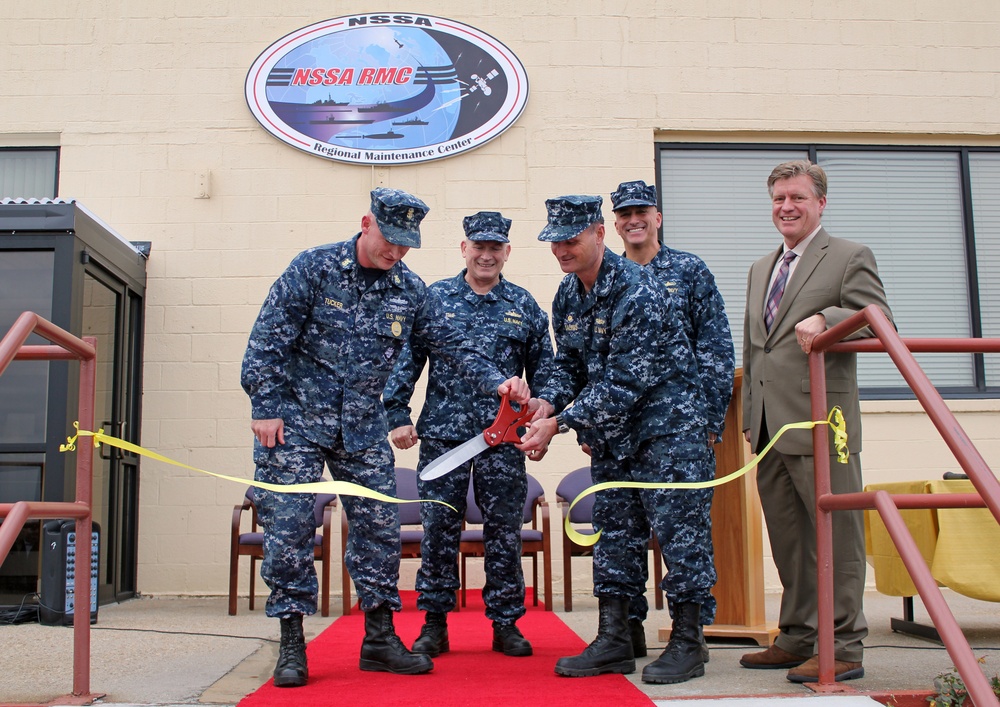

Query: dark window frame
left=0, top=146, right=60, bottom=199
left=655, top=142, right=1000, bottom=400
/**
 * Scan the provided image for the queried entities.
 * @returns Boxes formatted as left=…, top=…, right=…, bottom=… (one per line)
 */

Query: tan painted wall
left=2, top=2, right=999, bottom=600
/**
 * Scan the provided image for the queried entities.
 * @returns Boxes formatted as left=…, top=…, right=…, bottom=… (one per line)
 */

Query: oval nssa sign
left=245, top=14, right=529, bottom=165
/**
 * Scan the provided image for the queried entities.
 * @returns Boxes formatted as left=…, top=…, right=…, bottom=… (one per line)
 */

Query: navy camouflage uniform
left=537, top=200, right=716, bottom=624
left=625, top=245, right=734, bottom=623
left=643, top=243, right=734, bottom=437
left=611, top=180, right=735, bottom=624
left=242, top=230, right=505, bottom=619
left=384, top=228, right=553, bottom=625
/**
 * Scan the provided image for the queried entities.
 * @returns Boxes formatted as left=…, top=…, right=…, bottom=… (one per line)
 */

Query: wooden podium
left=658, top=369, right=779, bottom=646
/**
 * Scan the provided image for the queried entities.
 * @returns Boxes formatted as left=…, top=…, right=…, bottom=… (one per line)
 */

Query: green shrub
left=928, top=657, right=1000, bottom=706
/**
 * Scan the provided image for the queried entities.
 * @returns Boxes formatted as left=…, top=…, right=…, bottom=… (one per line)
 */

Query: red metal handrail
left=809, top=304, right=1000, bottom=706
left=0, top=311, right=103, bottom=705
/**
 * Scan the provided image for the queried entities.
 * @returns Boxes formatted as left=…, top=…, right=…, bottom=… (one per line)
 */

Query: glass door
left=82, top=266, right=141, bottom=603
left=0, top=250, right=54, bottom=603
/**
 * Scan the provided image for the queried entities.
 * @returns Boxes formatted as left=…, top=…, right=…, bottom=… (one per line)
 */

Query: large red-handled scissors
left=418, top=394, right=532, bottom=480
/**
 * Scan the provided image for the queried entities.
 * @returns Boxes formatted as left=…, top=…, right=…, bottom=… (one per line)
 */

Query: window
left=0, top=251, right=55, bottom=443
left=970, top=154, right=1000, bottom=386
left=657, top=144, right=1000, bottom=396
left=0, top=148, right=59, bottom=199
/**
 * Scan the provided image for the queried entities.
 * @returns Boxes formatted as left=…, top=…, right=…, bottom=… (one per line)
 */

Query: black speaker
left=39, top=520, right=99, bottom=626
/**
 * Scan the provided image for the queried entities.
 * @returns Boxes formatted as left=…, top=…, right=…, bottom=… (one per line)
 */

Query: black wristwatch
left=554, top=414, right=570, bottom=434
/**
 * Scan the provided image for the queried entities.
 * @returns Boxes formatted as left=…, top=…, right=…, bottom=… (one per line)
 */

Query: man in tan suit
left=739, top=160, right=893, bottom=683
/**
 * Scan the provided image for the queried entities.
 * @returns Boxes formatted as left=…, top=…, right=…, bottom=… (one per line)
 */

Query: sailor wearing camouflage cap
left=242, top=189, right=531, bottom=688
left=369, top=187, right=429, bottom=248
left=610, top=180, right=661, bottom=263
left=459, top=211, right=512, bottom=292
left=535, top=195, right=607, bottom=290
left=385, top=208, right=554, bottom=659
left=463, top=210, right=511, bottom=243
left=537, top=194, right=604, bottom=243
left=520, top=193, right=711, bottom=683
left=610, top=178, right=735, bottom=685
left=610, top=179, right=658, bottom=212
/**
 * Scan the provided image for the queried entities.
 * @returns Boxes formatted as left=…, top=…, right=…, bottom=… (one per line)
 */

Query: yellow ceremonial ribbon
left=60, top=423, right=456, bottom=511
left=565, top=407, right=849, bottom=547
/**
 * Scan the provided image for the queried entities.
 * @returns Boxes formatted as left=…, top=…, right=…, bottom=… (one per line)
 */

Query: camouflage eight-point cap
left=463, top=210, right=512, bottom=243
left=537, top=195, right=603, bottom=242
left=610, top=180, right=658, bottom=211
left=370, top=187, right=429, bottom=248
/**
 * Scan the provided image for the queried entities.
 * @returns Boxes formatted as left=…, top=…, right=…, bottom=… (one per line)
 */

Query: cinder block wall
left=2, top=1, right=999, bottom=600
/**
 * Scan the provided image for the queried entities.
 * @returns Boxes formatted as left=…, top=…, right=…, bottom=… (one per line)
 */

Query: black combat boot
left=360, top=605, right=434, bottom=675
left=698, top=624, right=711, bottom=663
left=492, top=621, right=532, bottom=656
left=273, top=614, right=308, bottom=688
left=412, top=611, right=450, bottom=657
left=629, top=618, right=647, bottom=658
left=554, top=597, right=635, bottom=677
left=630, top=617, right=709, bottom=662
left=642, top=602, right=706, bottom=684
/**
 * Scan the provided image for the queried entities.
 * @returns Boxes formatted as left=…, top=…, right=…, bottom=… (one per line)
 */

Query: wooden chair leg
left=652, top=537, right=664, bottom=611
left=341, top=513, right=352, bottom=615
left=460, top=553, right=467, bottom=608
left=562, top=537, right=573, bottom=612
left=249, top=557, right=257, bottom=612
left=544, top=559, right=553, bottom=612
left=531, top=553, right=539, bottom=606
left=228, top=551, right=239, bottom=616
left=320, top=550, right=331, bottom=618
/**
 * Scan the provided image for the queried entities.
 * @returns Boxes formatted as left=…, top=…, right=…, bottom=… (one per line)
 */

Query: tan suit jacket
left=741, top=227, right=894, bottom=660
left=742, top=227, right=893, bottom=455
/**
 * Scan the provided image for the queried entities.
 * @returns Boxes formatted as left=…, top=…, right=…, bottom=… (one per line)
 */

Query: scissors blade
left=418, top=434, right=490, bottom=480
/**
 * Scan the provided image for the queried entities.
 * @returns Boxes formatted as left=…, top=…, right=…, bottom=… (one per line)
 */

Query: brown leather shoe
left=786, top=655, right=864, bottom=683
left=739, top=643, right=810, bottom=670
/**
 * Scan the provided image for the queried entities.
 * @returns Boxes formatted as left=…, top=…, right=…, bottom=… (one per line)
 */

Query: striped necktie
left=764, top=251, right=797, bottom=332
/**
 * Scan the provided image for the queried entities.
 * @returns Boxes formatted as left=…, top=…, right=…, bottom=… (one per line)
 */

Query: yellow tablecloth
left=864, top=479, right=1000, bottom=602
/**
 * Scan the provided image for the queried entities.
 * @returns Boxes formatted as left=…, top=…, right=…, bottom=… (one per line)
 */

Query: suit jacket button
left=764, top=346, right=772, bottom=353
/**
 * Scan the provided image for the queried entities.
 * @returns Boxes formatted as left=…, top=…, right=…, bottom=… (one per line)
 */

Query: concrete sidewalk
left=2, top=589, right=998, bottom=706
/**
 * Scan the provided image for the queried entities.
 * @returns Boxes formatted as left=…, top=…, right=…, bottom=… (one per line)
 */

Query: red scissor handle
left=482, top=393, right=533, bottom=447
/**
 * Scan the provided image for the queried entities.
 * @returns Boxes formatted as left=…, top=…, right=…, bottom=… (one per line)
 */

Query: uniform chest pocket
left=584, top=321, right=612, bottom=378
left=590, top=330, right=612, bottom=355
left=379, top=310, right=414, bottom=340
left=372, top=312, right=414, bottom=370
left=494, top=322, right=528, bottom=371
left=559, top=324, right=585, bottom=352
left=590, top=314, right=612, bottom=353
left=497, top=320, right=528, bottom=347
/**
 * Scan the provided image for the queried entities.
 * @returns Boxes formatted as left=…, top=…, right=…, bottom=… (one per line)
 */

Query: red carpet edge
left=239, top=590, right=653, bottom=707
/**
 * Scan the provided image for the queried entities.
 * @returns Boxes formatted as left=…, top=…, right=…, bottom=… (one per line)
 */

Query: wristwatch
left=554, top=414, right=570, bottom=434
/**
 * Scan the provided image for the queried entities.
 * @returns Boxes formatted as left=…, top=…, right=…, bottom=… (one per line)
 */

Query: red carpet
left=239, top=590, right=653, bottom=707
